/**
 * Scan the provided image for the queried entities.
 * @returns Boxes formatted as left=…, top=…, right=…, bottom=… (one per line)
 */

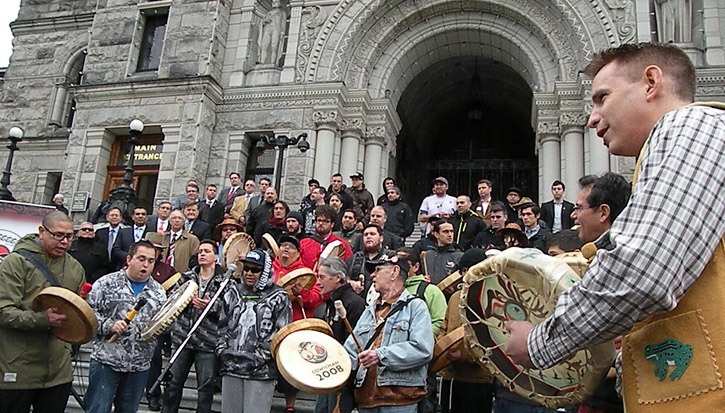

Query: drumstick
left=581, top=242, right=597, bottom=260
left=421, top=250, right=429, bottom=276
left=298, top=296, right=307, bottom=320
left=108, top=297, right=148, bottom=343
left=334, top=300, right=363, bottom=353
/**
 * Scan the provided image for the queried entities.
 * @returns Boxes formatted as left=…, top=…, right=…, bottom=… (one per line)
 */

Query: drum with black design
left=271, top=318, right=351, bottom=394
left=461, top=247, right=615, bottom=408
left=32, top=286, right=98, bottom=344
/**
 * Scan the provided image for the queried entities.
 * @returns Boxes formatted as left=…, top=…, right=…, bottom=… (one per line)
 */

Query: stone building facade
left=1, top=0, right=724, bottom=219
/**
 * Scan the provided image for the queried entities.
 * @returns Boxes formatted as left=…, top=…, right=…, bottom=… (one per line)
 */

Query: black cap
left=278, top=235, right=300, bottom=250
left=459, top=248, right=487, bottom=269
left=308, top=179, right=320, bottom=186
left=241, top=248, right=266, bottom=267
left=506, top=187, right=522, bottom=196
left=286, top=210, right=303, bottom=224
left=350, top=171, right=364, bottom=180
left=364, top=253, right=410, bottom=274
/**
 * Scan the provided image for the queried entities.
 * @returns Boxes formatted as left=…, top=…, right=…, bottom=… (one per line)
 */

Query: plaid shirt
left=528, top=105, right=725, bottom=369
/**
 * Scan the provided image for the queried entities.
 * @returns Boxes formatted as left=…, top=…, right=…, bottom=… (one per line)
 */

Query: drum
left=222, top=232, right=256, bottom=269
left=271, top=319, right=350, bottom=394
left=555, top=251, right=589, bottom=278
left=32, top=286, right=98, bottom=345
left=437, top=270, right=462, bottom=293
left=461, top=247, right=615, bottom=408
left=320, top=240, right=345, bottom=261
left=140, top=280, right=198, bottom=341
left=430, top=326, right=465, bottom=373
left=161, top=272, right=182, bottom=291
left=262, top=233, right=280, bottom=257
left=276, top=267, right=317, bottom=295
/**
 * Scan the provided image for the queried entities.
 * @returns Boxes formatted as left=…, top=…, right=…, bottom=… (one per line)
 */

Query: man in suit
left=217, top=172, right=244, bottom=213
left=473, top=179, right=494, bottom=226
left=158, top=210, right=200, bottom=273
left=183, top=202, right=212, bottom=242
left=199, top=184, right=225, bottom=231
left=540, top=180, right=575, bottom=234
left=94, top=207, right=124, bottom=274
left=244, top=177, right=271, bottom=225
left=111, top=207, right=151, bottom=269
left=146, top=201, right=172, bottom=233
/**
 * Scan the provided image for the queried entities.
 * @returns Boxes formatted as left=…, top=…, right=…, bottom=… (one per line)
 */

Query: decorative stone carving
left=365, top=125, right=386, bottom=140
left=295, top=5, right=328, bottom=82
left=601, top=0, right=636, bottom=44
left=537, top=121, right=560, bottom=135
left=313, top=110, right=339, bottom=126
left=559, top=112, right=588, bottom=127
left=257, top=0, right=288, bottom=66
left=654, top=0, right=692, bottom=43
left=339, top=117, right=364, bottom=133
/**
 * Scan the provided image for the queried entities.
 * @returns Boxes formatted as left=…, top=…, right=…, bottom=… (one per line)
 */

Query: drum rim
left=271, top=318, right=332, bottom=358
left=140, top=280, right=198, bottom=341
left=32, top=286, right=98, bottom=345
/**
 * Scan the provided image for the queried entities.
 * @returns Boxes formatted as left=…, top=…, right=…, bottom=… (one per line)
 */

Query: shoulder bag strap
left=361, top=296, right=419, bottom=351
left=14, top=249, right=62, bottom=287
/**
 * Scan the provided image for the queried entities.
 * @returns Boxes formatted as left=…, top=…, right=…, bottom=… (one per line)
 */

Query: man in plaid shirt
left=505, top=43, right=725, bottom=401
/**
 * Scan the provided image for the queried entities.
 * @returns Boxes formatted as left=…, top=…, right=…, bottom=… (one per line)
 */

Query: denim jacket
left=344, top=289, right=434, bottom=388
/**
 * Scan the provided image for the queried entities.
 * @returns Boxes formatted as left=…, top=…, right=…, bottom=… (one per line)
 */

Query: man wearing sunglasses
left=69, top=222, right=108, bottom=283
left=0, top=211, right=85, bottom=413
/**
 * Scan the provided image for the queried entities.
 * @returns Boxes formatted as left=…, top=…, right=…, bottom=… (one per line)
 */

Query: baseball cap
left=433, top=176, right=449, bottom=185
left=365, top=253, right=410, bottom=274
left=278, top=235, right=300, bottom=251
left=350, top=171, right=364, bottom=180
left=241, top=248, right=266, bottom=267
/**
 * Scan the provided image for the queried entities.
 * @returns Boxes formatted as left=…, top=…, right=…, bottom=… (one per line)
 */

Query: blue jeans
left=162, top=349, right=217, bottom=413
left=84, top=361, right=149, bottom=413
left=494, top=397, right=559, bottom=413
left=358, top=405, right=418, bottom=413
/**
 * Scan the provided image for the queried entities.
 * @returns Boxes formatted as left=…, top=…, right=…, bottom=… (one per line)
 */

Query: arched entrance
left=395, top=56, right=536, bottom=207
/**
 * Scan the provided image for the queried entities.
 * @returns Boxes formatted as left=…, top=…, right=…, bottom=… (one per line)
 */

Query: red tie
left=166, top=233, right=178, bottom=266
left=226, top=188, right=236, bottom=203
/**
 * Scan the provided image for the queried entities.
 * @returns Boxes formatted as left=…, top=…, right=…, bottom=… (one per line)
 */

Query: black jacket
left=68, top=237, right=109, bottom=284
left=314, top=284, right=365, bottom=344
left=111, top=225, right=151, bottom=269
left=540, top=200, right=575, bottom=232
left=381, top=200, right=415, bottom=239
left=188, top=220, right=213, bottom=242
left=474, top=226, right=504, bottom=250
left=527, top=226, right=552, bottom=253
left=199, top=199, right=225, bottom=232
left=450, top=210, right=486, bottom=250
left=325, top=185, right=354, bottom=211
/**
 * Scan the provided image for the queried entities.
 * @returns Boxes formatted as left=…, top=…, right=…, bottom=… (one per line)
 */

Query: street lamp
left=256, top=132, right=310, bottom=190
left=0, top=127, right=24, bottom=202
left=107, top=119, right=144, bottom=224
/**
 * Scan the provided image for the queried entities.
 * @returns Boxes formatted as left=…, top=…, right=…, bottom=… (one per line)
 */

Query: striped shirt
left=528, top=105, right=725, bottom=369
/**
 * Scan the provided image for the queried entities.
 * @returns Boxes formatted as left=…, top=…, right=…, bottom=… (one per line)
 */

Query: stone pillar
left=48, top=77, right=68, bottom=127
left=537, top=121, right=561, bottom=200
left=561, top=113, right=587, bottom=195
left=364, top=126, right=386, bottom=200
left=587, top=128, right=610, bottom=175
left=339, top=118, right=363, bottom=182
left=312, top=111, right=338, bottom=186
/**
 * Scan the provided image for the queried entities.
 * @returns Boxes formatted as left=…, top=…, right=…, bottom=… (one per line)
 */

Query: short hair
left=332, top=173, right=343, bottom=179
left=396, top=247, right=420, bottom=274
left=490, top=201, right=507, bottom=215
left=315, top=205, right=337, bottom=222
left=477, top=179, right=492, bottom=187
left=578, top=175, right=598, bottom=189
left=134, top=207, right=148, bottom=214
left=129, top=241, right=156, bottom=257
left=546, top=229, right=584, bottom=253
left=432, top=219, right=452, bottom=233
left=158, top=201, right=172, bottom=208
left=363, top=223, right=383, bottom=236
left=42, top=211, right=73, bottom=228
left=584, top=43, right=695, bottom=102
left=259, top=177, right=271, bottom=185
left=318, top=257, right=348, bottom=283
left=314, top=186, right=327, bottom=196
left=521, top=204, right=541, bottom=216
left=229, top=172, right=240, bottom=179
left=199, top=239, right=218, bottom=251
left=342, top=209, right=357, bottom=219
left=106, top=207, right=122, bottom=216
left=206, top=184, right=217, bottom=190
left=587, top=173, right=632, bottom=223
left=183, top=201, right=199, bottom=210
left=186, top=183, right=200, bottom=192
left=551, top=180, right=565, bottom=190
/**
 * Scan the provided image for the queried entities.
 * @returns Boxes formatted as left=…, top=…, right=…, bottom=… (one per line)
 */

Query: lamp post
left=0, top=127, right=24, bottom=202
left=107, top=119, right=144, bottom=224
left=256, top=132, right=310, bottom=190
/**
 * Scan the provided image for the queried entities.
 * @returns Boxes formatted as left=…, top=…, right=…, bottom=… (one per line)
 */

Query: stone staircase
left=67, top=345, right=316, bottom=413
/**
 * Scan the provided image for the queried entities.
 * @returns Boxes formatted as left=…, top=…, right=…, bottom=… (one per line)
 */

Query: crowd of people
left=0, top=42, right=722, bottom=413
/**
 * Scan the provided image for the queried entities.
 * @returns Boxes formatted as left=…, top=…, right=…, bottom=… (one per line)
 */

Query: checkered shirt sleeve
left=528, top=106, right=725, bottom=369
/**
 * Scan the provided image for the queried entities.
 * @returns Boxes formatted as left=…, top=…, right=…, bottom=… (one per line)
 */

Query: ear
left=599, top=204, right=611, bottom=224
left=643, top=65, right=664, bottom=102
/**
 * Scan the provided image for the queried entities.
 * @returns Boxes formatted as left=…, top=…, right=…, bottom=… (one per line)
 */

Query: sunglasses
left=243, top=265, right=263, bottom=273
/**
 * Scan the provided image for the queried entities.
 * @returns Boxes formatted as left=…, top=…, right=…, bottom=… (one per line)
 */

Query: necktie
left=185, top=220, right=192, bottom=232
left=207, top=200, right=213, bottom=207
left=107, top=228, right=116, bottom=258
left=135, top=227, right=143, bottom=242
left=166, top=233, right=178, bottom=266
left=157, top=220, right=166, bottom=234
left=226, top=187, right=236, bottom=203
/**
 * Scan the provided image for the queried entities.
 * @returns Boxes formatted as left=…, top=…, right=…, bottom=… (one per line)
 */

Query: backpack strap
left=361, top=296, right=419, bottom=351
left=14, top=249, right=62, bottom=287
left=415, top=281, right=429, bottom=299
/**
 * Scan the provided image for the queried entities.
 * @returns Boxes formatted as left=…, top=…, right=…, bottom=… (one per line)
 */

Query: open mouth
left=597, top=127, right=608, bottom=138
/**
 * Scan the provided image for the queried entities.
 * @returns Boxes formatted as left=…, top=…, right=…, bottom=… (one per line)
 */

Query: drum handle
left=149, top=263, right=237, bottom=395
left=334, top=300, right=363, bottom=353
left=421, top=251, right=430, bottom=277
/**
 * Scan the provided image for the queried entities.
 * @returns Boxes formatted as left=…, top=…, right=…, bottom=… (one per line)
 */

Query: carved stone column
left=339, top=118, right=364, bottom=184
left=313, top=111, right=338, bottom=186
left=363, top=126, right=386, bottom=200
left=560, top=113, right=586, bottom=196
left=538, top=121, right=561, bottom=197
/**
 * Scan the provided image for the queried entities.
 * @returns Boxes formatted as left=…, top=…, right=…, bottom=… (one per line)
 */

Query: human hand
left=348, top=280, right=363, bottom=294
left=46, top=307, right=66, bottom=328
left=112, top=320, right=128, bottom=335
left=192, top=294, right=211, bottom=310
left=423, top=274, right=431, bottom=283
left=355, top=222, right=364, bottom=230
left=358, top=349, right=379, bottom=369
left=504, top=320, right=535, bottom=368
left=290, top=284, right=303, bottom=296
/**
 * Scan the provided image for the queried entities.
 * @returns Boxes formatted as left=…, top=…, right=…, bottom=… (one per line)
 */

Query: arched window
left=48, top=49, right=86, bottom=128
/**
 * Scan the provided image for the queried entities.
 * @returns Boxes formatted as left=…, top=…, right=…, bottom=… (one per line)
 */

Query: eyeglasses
left=242, top=265, right=263, bottom=273
left=315, top=219, right=332, bottom=224
left=79, top=228, right=94, bottom=232
left=43, top=226, right=75, bottom=241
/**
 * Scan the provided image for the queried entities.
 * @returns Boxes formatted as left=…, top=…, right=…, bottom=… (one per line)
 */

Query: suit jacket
left=146, top=216, right=170, bottom=233
left=111, top=225, right=150, bottom=269
left=187, top=220, right=212, bottom=242
left=94, top=226, right=124, bottom=274
left=199, top=199, right=225, bottom=230
left=229, top=196, right=250, bottom=223
left=217, top=186, right=244, bottom=211
left=243, top=195, right=264, bottom=228
left=540, top=200, right=575, bottom=233
left=159, top=230, right=200, bottom=273
left=473, top=198, right=494, bottom=226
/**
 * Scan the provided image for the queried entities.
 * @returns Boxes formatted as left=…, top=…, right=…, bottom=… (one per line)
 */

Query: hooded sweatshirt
left=0, top=234, right=84, bottom=389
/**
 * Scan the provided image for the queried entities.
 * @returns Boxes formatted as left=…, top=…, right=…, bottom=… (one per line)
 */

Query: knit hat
left=458, top=248, right=488, bottom=269
left=286, top=211, right=303, bottom=224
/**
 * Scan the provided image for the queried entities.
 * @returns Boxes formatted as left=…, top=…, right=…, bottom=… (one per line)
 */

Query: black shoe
left=148, top=396, right=162, bottom=411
